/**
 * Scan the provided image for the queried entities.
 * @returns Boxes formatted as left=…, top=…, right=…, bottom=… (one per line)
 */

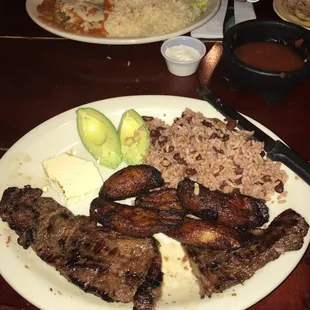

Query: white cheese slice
left=58, top=0, right=106, bottom=26
left=42, top=153, right=102, bottom=204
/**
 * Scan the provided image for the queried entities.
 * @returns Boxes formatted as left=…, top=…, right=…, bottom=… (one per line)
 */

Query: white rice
left=105, top=0, right=202, bottom=37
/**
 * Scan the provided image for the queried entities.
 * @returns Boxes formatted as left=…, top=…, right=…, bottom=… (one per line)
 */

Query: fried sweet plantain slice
left=135, top=188, right=178, bottom=205
left=166, top=217, right=250, bottom=249
left=177, top=178, right=269, bottom=230
left=135, top=188, right=187, bottom=217
left=99, top=165, right=164, bottom=201
left=90, top=198, right=183, bottom=238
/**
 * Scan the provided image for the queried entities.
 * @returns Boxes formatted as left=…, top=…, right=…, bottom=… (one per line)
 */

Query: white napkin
left=191, top=0, right=257, bottom=39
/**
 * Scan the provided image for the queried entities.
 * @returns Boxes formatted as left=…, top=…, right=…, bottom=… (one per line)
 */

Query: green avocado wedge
left=118, top=109, right=150, bottom=165
left=76, top=108, right=122, bottom=169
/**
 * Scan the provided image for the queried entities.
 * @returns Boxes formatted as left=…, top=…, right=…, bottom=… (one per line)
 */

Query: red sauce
left=104, top=0, right=113, bottom=12
left=234, top=41, right=304, bottom=72
left=37, top=0, right=112, bottom=37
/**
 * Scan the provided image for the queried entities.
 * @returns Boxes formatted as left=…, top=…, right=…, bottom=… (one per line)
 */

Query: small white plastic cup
left=161, top=36, right=206, bottom=77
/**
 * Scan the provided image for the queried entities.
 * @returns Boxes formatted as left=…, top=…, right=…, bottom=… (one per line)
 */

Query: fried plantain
left=135, top=188, right=178, bottom=205
left=135, top=188, right=187, bottom=217
left=99, top=165, right=164, bottom=201
left=177, top=178, right=269, bottom=230
left=90, top=198, right=183, bottom=238
left=166, top=217, right=250, bottom=250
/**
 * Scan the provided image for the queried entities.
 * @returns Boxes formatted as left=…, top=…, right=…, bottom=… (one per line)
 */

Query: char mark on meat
left=177, top=178, right=269, bottom=230
left=184, top=209, right=309, bottom=298
left=0, top=186, right=163, bottom=306
left=134, top=240, right=163, bottom=310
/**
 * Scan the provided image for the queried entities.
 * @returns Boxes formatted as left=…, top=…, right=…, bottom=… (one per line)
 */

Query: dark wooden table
left=0, top=1, right=309, bottom=310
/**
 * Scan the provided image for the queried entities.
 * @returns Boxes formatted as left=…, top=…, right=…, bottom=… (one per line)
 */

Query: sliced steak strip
left=133, top=239, right=163, bottom=310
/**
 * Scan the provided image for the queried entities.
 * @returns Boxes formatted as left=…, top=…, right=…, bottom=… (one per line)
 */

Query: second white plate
left=26, top=0, right=221, bottom=44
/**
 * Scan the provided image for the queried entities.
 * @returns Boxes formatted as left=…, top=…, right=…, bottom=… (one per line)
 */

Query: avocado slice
left=118, top=109, right=150, bottom=165
left=76, top=107, right=122, bottom=169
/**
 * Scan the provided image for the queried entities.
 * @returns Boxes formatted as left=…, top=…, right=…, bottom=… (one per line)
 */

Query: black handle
left=197, top=84, right=310, bottom=186
left=223, top=0, right=235, bottom=35
left=197, top=84, right=272, bottom=143
left=268, top=141, right=310, bottom=186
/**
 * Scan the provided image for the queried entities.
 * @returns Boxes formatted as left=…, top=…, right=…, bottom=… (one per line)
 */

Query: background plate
left=0, top=95, right=309, bottom=310
left=273, top=0, right=310, bottom=30
left=26, top=0, right=221, bottom=45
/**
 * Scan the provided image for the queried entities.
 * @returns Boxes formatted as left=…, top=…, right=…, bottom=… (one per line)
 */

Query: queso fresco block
left=42, top=153, right=102, bottom=204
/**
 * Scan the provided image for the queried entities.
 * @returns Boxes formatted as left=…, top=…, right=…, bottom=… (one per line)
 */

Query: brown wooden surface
left=0, top=1, right=309, bottom=310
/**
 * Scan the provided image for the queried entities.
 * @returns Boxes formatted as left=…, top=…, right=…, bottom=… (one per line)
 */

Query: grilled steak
left=133, top=240, right=163, bottom=310
left=177, top=178, right=269, bottom=230
left=0, top=186, right=163, bottom=307
left=184, top=209, right=309, bottom=298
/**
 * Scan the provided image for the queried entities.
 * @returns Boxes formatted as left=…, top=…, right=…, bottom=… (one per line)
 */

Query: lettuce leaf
left=191, top=0, right=209, bottom=12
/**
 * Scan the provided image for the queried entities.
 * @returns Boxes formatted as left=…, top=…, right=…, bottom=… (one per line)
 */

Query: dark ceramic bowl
left=222, top=20, right=310, bottom=105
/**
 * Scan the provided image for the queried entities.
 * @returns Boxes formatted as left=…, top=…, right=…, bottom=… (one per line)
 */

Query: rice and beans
left=142, top=108, right=288, bottom=202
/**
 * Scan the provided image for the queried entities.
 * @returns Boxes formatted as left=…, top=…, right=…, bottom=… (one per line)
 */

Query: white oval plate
left=25, top=0, right=221, bottom=45
left=0, top=95, right=309, bottom=310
